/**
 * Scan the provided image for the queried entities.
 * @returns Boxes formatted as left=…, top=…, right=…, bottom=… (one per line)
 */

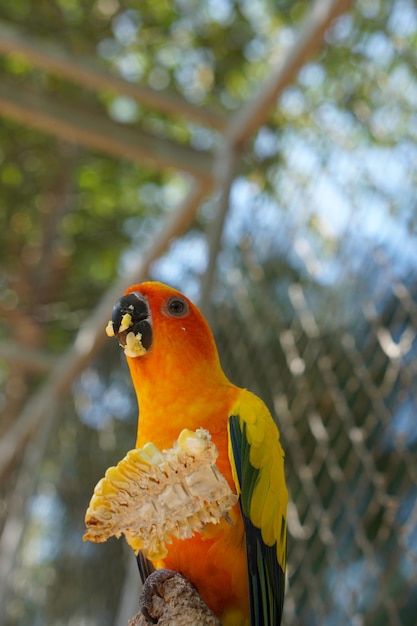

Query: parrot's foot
left=140, top=569, right=177, bottom=623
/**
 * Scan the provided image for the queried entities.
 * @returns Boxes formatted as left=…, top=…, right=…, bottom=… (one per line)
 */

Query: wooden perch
left=129, top=570, right=221, bottom=626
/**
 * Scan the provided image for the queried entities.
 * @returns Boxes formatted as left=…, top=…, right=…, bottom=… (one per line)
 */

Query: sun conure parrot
left=107, top=281, right=288, bottom=626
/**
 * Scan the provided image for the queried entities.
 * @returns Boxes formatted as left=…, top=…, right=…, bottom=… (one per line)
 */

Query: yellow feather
left=260, top=487, right=278, bottom=546
left=269, top=461, right=283, bottom=495
left=276, top=519, right=287, bottom=569
left=249, top=441, right=267, bottom=468
left=272, top=496, right=287, bottom=570
left=245, top=417, right=265, bottom=445
left=238, top=400, right=257, bottom=424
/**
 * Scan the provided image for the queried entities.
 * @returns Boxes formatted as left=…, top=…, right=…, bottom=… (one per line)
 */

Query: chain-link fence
left=206, top=209, right=417, bottom=626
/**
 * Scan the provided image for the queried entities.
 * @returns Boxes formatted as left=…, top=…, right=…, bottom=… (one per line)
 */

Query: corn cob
left=83, top=428, right=238, bottom=560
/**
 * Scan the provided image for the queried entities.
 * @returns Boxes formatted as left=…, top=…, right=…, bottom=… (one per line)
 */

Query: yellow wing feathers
left=228, top=389, right=288, bottom=571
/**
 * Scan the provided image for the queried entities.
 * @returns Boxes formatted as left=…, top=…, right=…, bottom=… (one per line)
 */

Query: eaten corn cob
left=83, top=428, right=238, bottom=560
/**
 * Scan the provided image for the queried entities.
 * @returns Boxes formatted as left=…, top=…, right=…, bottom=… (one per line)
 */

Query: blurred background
left=0, top=0, right=416, bottom=624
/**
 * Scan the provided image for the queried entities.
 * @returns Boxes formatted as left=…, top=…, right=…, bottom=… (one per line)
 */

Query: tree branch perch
left=129, top=570, right=221, bottom=626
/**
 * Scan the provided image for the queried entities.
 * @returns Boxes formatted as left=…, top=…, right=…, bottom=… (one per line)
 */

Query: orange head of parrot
left=109, top=281, right=220, bottom=366
left=107, top=282, right=230, bottom=427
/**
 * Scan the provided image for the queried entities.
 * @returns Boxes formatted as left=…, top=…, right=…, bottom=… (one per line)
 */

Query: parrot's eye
left=165, top=296, right=189, bottom=318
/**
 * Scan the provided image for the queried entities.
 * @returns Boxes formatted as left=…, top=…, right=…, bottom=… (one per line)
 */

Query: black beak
left=111, top=293, right=153, bottom=351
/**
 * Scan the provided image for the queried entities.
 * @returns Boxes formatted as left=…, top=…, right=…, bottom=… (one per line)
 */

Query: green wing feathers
left=228, top=390, right=288, bottom=626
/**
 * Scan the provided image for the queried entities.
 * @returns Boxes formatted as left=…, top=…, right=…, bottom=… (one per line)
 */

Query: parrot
left=108, top=281, right=288, bottom=626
